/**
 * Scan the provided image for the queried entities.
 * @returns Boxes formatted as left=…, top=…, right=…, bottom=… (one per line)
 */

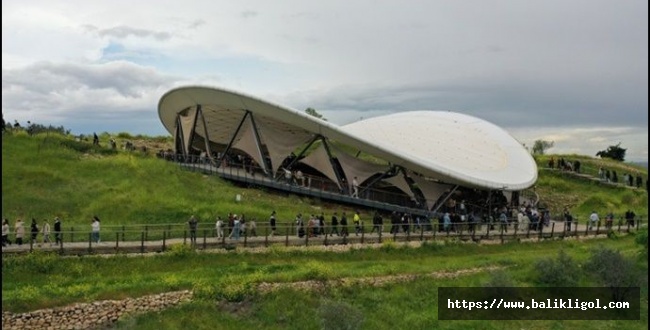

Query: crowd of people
left=1, top=216, right=94, bottom=247
left=547, top=157, right=645, bottom=190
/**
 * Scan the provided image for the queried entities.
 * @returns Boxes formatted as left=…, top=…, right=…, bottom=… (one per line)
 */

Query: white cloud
left=1, top=0, right=647, bottom=161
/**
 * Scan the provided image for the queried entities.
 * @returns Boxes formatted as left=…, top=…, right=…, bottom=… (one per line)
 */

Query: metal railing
left=3, top=218, right=645, bottom=256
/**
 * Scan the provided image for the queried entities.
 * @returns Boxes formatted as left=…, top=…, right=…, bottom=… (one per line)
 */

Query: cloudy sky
left=2, top=0, right=648, bottom=161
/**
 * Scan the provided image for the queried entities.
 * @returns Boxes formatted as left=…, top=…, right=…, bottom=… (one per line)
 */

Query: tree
left=531, top=140, right=554, bottom=155
left=596, top=143, right=626, bottom=162
left=305, top=107, right=327, bottom=121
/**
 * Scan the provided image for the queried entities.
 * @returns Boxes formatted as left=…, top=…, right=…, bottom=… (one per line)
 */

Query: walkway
left=180, top=162, right=432, bottom=217
left=2, top=220, right=640, bottom=257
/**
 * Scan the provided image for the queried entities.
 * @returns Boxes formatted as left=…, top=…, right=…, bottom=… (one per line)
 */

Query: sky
left=2, top=0, right=648, bottom=161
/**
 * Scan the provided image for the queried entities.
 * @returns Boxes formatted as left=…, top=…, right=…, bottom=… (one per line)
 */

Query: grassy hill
left=2, top=131, right=647, bottom=227
left=2, top=130, right=648, bottom=329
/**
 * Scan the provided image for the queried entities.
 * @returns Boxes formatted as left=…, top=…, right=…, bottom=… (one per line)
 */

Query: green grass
left=2, top=234, right=645, bottom=312
left=3, top=132, right=647, bottom=228
left=103, top=235, right=647, bottom=330
left=1, top=132, right=359, bottom=229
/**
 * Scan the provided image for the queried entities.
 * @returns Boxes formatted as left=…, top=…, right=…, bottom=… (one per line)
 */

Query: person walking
left=91, top=216, right=101, bottom=243
left=340, top=212, right=349, bottom=237
left=351, top=177, right=359, bottom=198
left=269, top=211, right=277, bottom=237
left=249, top=218, right=257, bottom=237
left=42, top=219, right=51, bottom=245
left=215, top=216, right=224, bottom=238
left=54, top=217, right=62, bottom=246
left=2, top=219, right=10, bottom=246
left=589, top=211, right=599, bottom=230
left=30, top=218, right=39, bottom=243
left=15, top=219, right=25, bottom=246
left=329, top=212, right=339, bottom=236
left=353, top=210, right=362, bottom=236
left=188, top=215, right=198, bottom=245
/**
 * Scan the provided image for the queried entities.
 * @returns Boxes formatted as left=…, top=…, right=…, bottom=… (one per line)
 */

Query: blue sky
left=2, top=0, right=648, bottom=161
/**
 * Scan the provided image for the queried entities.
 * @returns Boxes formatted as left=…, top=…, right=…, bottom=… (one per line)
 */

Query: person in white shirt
left=351, top=177, right=359, bottom=198
left=91, top=216, right=101, bottom=243
left=41, top=219, right=51, bottom=245
left=2, top=219, right=10, bottom=246
left=215, top=216, right=224, bottom=238
left=589, top=211, right=599, bottom=230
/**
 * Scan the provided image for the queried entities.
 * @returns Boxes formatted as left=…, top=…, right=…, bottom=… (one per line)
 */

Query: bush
left=318, top=298, right=364, bottom=330
left=485, top=270, right=516, bottom=288
left=167, top=243, right=196, bottom=258
left=533, top=250, right=580, bottom=286
left=584, top=247, right=641, bottom=302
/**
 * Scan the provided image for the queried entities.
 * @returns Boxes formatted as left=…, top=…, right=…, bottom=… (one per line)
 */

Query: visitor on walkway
left=91, top=216, right=101, bottom=243
left=188, top=215, right=198, bottom=245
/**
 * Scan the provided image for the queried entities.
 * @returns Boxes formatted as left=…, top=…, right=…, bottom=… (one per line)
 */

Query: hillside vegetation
left=2, top=131, right=647, bottom=226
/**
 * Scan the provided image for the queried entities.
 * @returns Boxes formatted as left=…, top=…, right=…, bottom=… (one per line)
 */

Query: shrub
left=318, top=298, right=364, bottom=330
left=584, top=247, right=641, bottom=302
left=485, top=270, right=516, bottom=288
left=533, top=250, right=580, bottom=286
left=167, top=243, right=196, bottom=258
left=213, top=275, right=256, bottom=302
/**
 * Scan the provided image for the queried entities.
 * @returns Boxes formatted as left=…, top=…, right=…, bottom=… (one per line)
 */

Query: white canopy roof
left=158, top=86, right=537, bottom=191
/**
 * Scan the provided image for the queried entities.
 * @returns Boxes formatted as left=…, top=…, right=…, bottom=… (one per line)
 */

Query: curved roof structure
left=158, top=86, right=537, bottom=198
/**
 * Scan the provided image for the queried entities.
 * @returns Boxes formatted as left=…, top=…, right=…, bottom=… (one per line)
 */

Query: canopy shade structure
left=158, top=86, right=537, bottom=194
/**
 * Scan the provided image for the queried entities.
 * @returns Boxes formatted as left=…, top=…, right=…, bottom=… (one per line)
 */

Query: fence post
left=433, top=223, right=437, bottom=240
left=145, top=225, right=148, bottom=241
left=184, top=230, right=187, bottom=245
left=162, top=231, right=166, bottom=252
left=265, top=227, right=269, bottom=247
left=379, top=227, right=383, bottom=244
left=285, top=227, right=289, bottom=247
left=122, top=225, right=125, bottom=242
left=88, top=233, right=92, bottom=253
left=59, top=233, right=64, bottom=254
left=550, top=222, right=555, bottom=238
left=140, top=232, right=145, bottom=254
left=115, top=232, right=119, bottom=251
left=71, top=227, right=74, bottom=243
left=420, top=224, right=424, bottom=242
left=596, top=221, right=600, bottom=236
left=500, top=225, right=504, bottom=244
left=574, top=221, right=578, bottom=237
